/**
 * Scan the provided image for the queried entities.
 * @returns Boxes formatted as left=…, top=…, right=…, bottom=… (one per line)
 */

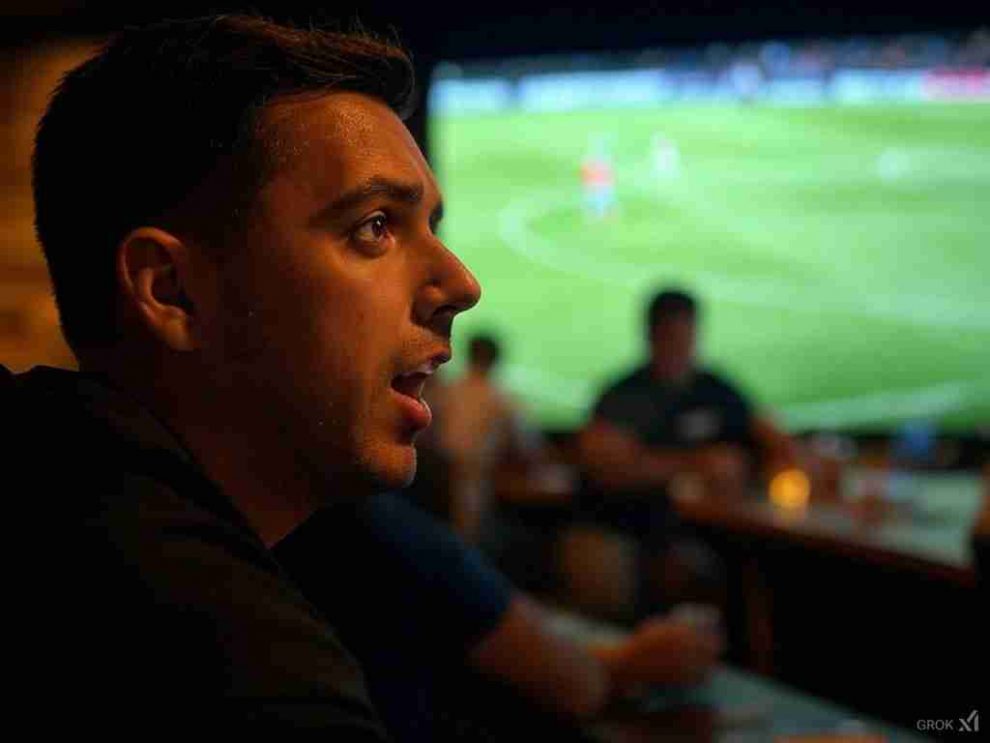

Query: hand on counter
left=596, top=610, right=724, bottom=695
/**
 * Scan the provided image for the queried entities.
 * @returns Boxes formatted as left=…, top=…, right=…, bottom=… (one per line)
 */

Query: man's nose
left=414, top=237, right=481, bottom=328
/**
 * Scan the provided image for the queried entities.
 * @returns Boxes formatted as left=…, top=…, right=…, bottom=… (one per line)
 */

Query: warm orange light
left=770, top=468, right=811, bottom=510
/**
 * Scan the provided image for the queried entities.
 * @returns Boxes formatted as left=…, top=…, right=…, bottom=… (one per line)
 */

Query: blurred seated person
left=580, top=289, right=798, bottom=503
left=577, top=288, right=799, bottom=612
left=275, top=491, right=723, bottom=742
left=973, top=461, right=990, bottom=595
left=431, top=333, right=544, bottom=541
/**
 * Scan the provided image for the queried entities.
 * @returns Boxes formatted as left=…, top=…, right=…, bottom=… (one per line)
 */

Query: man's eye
left=353, top=213, right=390, bottom=244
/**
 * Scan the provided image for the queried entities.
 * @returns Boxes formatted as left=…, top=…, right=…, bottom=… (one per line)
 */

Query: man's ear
left=116, top=227, right=200, bottom=352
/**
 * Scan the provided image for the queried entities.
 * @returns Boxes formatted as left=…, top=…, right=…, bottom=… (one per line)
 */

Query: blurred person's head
left=467, top=334, right=501, bottom=376
left=646, top=288, right=698, bottom=383
left=32, top=15, right=480, bottom=533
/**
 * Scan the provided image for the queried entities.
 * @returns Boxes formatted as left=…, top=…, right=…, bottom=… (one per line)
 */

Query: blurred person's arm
left=590, top=613, right=723, bottom=694
left=978, top=462, right=990, bottom=528
left=579, top=417, right=747, bottom=494
left=277, top=493, right=720, bottom=726
left=973, top=462, right=990, bottom=540
left=972, top=463, right=990, bottom=593
left=578, top=417, right=687, bottom=490
left=469, top=594, right=608, bottom=719
left=469, top=593, right=722, bottom=720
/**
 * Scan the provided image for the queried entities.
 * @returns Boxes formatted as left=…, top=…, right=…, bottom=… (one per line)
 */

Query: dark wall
left=5, top=1, right=987, bottom=50
left=2, top=1, right=987, bottom=151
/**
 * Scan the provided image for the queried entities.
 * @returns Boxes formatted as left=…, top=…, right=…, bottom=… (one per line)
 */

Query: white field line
left=495, top=178, right=990, bottom=330
left=687, top=146, right=990, bottom=188
left=502, top=362, right=988, bottom=429
left=779, top=378, right=987, bottom=429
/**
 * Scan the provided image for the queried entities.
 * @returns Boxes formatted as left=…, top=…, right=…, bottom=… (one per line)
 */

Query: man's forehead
left=260, top=91, right=439, bottom=199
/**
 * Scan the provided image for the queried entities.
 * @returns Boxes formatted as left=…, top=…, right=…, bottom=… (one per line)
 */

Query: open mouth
left=390, top=371, right=429, bottom=401
left=388, top=353, right=449, bottom=430
left=390, top=365, right=435, bottom=432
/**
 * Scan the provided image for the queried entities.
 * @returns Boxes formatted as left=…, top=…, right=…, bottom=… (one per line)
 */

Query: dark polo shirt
left=578, top=365, right=754, bottom=543
left=593, top=365, right=753, bottom=450
left=4, top=364, right=386, bottom=736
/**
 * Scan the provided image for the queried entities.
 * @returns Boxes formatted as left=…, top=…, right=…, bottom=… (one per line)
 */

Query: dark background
left=3, top=1, right=988, bottom=151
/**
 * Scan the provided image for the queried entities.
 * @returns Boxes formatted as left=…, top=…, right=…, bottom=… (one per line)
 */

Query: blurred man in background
left=578, top=288, right=799, bottom=612
left=581, top=287, right=798, bottom=498
left=432, top=333, right=544, bottom=541
left=973, top=461, right=990, bottom=596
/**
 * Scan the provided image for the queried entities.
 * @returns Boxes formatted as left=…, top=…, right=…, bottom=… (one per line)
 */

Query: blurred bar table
left=593, top=666, right=928, bottom=742
left=671, top=470, right=982, bottom=588
left=496, top=467, right=984, bottom=731
left=668, top=470, right=984, bottom=731
left=546, top=609, right=929, bottom=743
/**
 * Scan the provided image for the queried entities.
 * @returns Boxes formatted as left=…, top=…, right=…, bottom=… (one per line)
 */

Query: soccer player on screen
left=580, top=136, right=618, bottom=219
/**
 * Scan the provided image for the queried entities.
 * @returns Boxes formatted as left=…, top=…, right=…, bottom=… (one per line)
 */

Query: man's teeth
left=404, top=361, right=435, bottom=377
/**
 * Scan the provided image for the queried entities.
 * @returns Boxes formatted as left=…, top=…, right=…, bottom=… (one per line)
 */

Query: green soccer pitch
left=430, top=102, right=990, bottom=432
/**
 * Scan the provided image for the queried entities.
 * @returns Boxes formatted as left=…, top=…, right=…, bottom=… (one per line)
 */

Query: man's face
left=649, top=314, right=697, bottom=382
left=200, top=92, right=480, bottom=495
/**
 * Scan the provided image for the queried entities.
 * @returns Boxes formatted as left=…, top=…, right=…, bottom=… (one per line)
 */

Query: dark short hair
left=468, top=334, right=501, bottom=368
left=33, top=14, right=415, bottom=353
left=647, top=288, right=698, bottom=332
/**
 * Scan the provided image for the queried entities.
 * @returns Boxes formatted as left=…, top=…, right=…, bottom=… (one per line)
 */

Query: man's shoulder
left=279, top=493, right=514, bottom=653
left=590, top=365, right=656, bottom=426
left=25, top=498, right=383, bottom=730
left=37, top=470, right=380, bottom=720
left=6, top=367, right=385, bottom=731
left=601, top=364, right=652, bottom=396
left=10, top=368, right=245, bottom=528
left=695, top=366, right=729, bottom=386
left=695, top=367, right=747, bottom=399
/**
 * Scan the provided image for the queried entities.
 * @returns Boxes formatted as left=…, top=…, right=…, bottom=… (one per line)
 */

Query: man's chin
left=367, top=445, right=418, bottom=494
left=311, top=442, right=417, bottom=503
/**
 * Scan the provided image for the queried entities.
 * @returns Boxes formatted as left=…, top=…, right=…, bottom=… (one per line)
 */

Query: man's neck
left=173, top=416, right=324, bottom=547
left=648, top=362, right=694, bottom=388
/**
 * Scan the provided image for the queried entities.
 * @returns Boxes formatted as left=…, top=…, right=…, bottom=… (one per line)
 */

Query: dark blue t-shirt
left=593, top=365, right=753, bottom=449
left=274, top=493, right=515, bottom=741
left=5, top=365, right=387, bottom=736
left=578, top=365, right=754, bottom=542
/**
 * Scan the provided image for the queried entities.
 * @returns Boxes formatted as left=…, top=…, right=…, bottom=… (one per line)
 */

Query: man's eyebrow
left=317, top=177, right=425, bottom=219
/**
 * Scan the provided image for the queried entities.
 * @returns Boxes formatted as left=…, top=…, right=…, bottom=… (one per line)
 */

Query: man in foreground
left=8, top=15, right=719, bottom=735
left=12, top=14, right=476, bottom=732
